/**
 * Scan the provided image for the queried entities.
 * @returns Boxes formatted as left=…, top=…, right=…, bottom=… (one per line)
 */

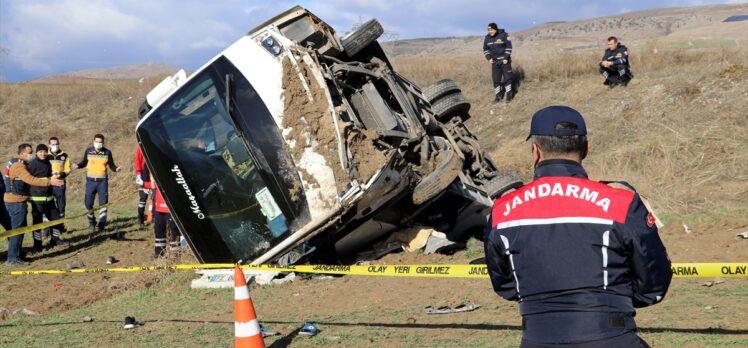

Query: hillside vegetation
left=392, top=46, right=748, bottom=221
left=2, top=46, right=747, bottom=223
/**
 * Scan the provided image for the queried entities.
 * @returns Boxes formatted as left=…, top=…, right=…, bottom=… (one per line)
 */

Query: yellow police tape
left=1, top=262, right=745, bottom=278
left=0, top=189, right=139, bottom=240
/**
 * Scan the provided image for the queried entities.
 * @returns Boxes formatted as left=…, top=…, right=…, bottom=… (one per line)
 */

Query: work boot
left=31, top=241, right=44, bottom=254
left=5, top=259, right=30, bottom=267
left=505, top=90, right=515, bottom=103
left=88, top=225, right=97, bottom=240
left=494, top=88, right=505, bottom=103
left=47, top=239, right=70, bottom=250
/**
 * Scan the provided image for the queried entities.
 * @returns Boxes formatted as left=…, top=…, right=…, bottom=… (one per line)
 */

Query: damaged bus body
left=135, top=6, right=520, bottom=264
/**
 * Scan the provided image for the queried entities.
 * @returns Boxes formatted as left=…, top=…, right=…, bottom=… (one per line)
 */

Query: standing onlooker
left=599, top=36, right=633, bottom=88
left=4, top=143, right=64, bottom=265
left=48, top=137, right=70, bottom=219
left=483, top=22, right=515, bottom=102
left=72, top=134, right=121, bottom=237
left=485, top=106, right=671, bottom=347
left=143, top=180, right=180, bottom=258
left=134, top=146, right=151, bottom=227
left=28, top=144, right=68, bottom=252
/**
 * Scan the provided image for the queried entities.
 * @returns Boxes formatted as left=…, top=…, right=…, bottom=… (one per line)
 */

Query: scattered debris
left=82, top=316, right=94, bottom=322
left=66, top=261, right=85, bottom=270
left=259, top=323, right=279, bottom=337
left=123, top=316, right=140, bottom=330
left=12, top=308, right=40, bottom=316
left=382, top=227, right=433, bottom=252
left=301, top=274, right=336, bottom=281
left=106, top=256, right=118, bottom=265
left=702, top=278, right=726, bottom=287
left=0, top=307, right=10, bottom=321
left=270, top=272, right=296, bottom=285
left=406, top=317, right=417, bottom=324
left=369, top=227, right=467, bottom=257
left=424, top=303, right=481, bottom=315
left=424, top=233, right=465, bottom=255
left=736, top=231, right=748, bottom=239
left=683, top=223, right=692, bottom=234
left=190, top=269, right=296, bottom=289
left=52, top=282, right=64, bottom=288
left=299, top=322, right=320, bottom=336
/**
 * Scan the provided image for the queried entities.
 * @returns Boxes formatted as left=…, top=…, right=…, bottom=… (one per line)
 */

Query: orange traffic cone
left=234, top=264, right=265, bottom=348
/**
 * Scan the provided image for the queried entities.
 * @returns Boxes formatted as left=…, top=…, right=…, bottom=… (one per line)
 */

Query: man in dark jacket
left=483, top=22, right=515, bottom=102
left=485, top=106, right=671, bottom=347
left=600, top=36, right=633, bottom=87
left=4, top=143, right=64, bottom=265
left=27, top=144, right=68, bottom=252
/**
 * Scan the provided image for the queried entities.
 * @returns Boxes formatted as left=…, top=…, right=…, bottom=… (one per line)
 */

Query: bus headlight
left=258, top=34, right=283, bottom=57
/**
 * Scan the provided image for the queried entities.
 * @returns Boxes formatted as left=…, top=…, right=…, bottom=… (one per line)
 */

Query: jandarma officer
left=599, top=36, right=633, bottom=88
left=484, top=106, right=671, bottom=347
left=483, top=22, right=515, bottom=102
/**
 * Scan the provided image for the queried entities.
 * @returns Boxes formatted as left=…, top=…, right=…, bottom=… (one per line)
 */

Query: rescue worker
left=28, top=144, right=68, bottom=251
left=134, top=146, right=150, bottom=227
left=485, top=106, right=671, bottom=347
left=72, top=134, right=121, bottom=237
left=143, top=180, right=180, bottom=258
left=599, top=36, right=633, bottom=88
left=483, top=22, right=515, bottom=102
left=4, top=143, right=64, bottom=265
left=48, top=137, right=70, bottom=219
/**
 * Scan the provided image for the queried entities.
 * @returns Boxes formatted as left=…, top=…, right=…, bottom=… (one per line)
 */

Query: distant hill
left=383, top=3, right=748, bottom=56
left=31, top=63, right=179, bottom=83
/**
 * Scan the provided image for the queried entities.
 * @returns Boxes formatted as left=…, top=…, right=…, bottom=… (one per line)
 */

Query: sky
left=0, top=0, right=744, bottom=81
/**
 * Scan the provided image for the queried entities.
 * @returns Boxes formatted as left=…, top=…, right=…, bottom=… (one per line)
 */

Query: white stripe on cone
left=235, top=286, right=250, bottom=300
left=235, top=319, right=262, bottom=338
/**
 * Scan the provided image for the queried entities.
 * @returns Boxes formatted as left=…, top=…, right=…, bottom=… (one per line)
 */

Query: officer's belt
left=521, top=311, right=636, bottom=343
left=519, top=291, right=633, bottom=316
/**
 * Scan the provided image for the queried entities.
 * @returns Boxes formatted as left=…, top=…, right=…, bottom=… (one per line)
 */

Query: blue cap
left=526, top=106, right=587, bottom=141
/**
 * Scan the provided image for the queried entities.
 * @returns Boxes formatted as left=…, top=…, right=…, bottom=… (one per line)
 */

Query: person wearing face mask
left=484, top=106, right=671, bottom=347
left=4, top=143, right=65, bottom=266
left=48, top=137, right=70, bottom=220
left=27, top=144, right=69, bottom=252
left=72, top=134, right=121, bottom=237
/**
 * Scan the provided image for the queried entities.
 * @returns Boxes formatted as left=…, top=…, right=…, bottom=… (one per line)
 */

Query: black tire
left=422, top=79, right=461, bottom=104
left=412, top=149, right=463, bottom=205
left=341, top=19, right=383, bottom=57
left=431, top=92, right=471, bottom=122
left=483, top=172, right=523, bottom=199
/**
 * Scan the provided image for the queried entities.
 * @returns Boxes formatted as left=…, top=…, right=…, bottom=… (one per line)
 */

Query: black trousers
left=153, top=211, right=179, bottom=256
left=30, top=201, right=63, bottom=246
left=491, top=60, right=514, bottom=95
left=599, top=65, right=632, bottom=85
left=137, top=188, right=149, bottom=224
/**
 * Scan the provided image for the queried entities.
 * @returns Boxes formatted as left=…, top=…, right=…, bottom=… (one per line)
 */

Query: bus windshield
left=137, top=56, right=302, bottom=262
